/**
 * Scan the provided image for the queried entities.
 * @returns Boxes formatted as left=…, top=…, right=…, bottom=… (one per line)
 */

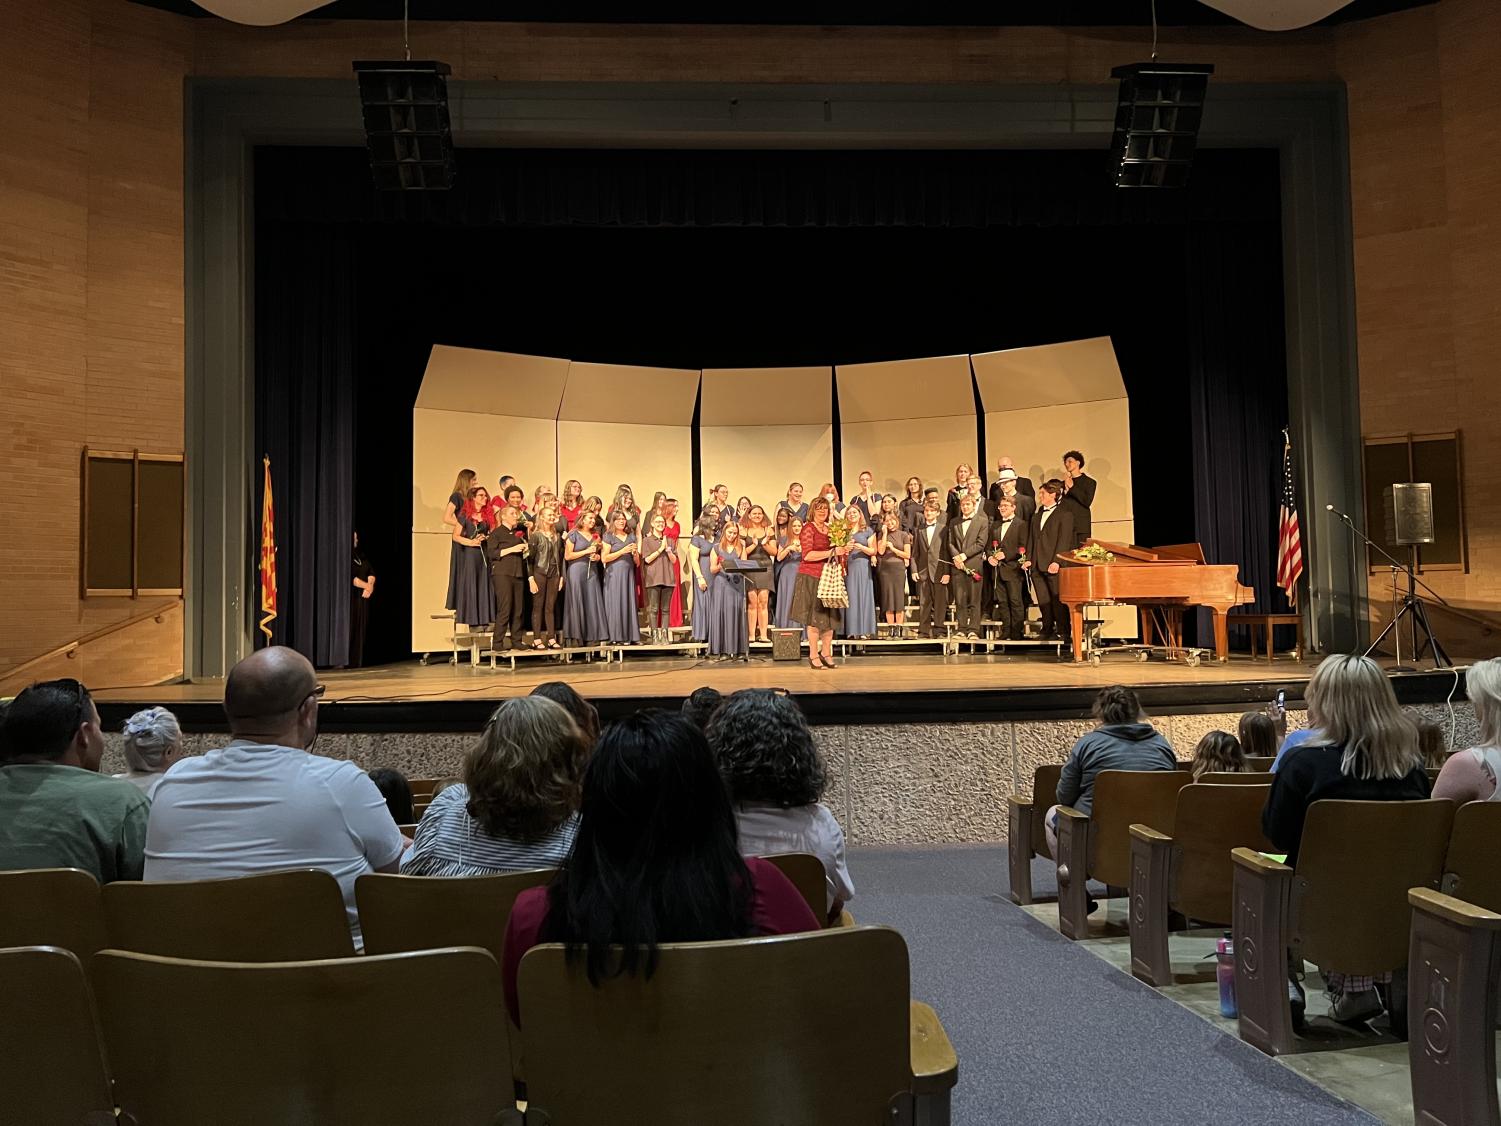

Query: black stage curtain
left=254, top=224, right=358, bottom=666
left=253, top=146, right=1286, bottom=665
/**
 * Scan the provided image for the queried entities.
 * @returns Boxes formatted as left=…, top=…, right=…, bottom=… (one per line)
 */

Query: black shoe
left=1087, top=898, right=1099, bottom=916
left=1377, top=971, right=1409, bottom=1040
left=1289, top=978, right=1307, bottom=1033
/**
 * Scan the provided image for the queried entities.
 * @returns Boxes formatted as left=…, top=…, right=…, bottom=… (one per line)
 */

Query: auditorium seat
left=1054, top=769, right=1193, bottom=940
left=1439, top=799, right=1501, bottom=913
left=408, top=777, right=440, bottom=801
left=1193, top=771, right=1270, bottom=784
left=93, top=946, right=516, bottom=1126
left=1230, top=798, right=1453, bottom=1055
left=1127, top=781, right=1272, bottom=985
left=1245, top=756, right=1275, bottom=771
left=1005, top=762, right=1065, bottom=905
left=0, top=868, right=109, bottom=965
left=517, top=926, right=958, bottom=1126
left=761, top=851, right=850, bottom=928
left=1406, top=887, right=1501, bottom=1126
left=0, top=946, right=116, bottom=1126
left=101, top=869, right=355, bottom=961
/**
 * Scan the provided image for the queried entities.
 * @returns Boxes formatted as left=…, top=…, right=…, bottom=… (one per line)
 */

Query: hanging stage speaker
left=1386, top=482, right=1435, bottom=546
left=1109, top=62, right=1215, bottom=188
left=353, top=60, right=455, bottom=191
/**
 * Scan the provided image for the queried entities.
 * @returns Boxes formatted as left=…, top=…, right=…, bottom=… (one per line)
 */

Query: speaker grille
left=1109, top=63, right=1214, bottom=188
left=353, top=61, right=455, bottom=191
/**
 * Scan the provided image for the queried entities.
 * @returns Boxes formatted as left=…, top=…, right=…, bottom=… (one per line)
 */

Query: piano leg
left=1069, top=605, right=1084, bottom=663
left=1211, top=609, right=1231, bottom=663
left=1140, top=609, right=1154, bottom=650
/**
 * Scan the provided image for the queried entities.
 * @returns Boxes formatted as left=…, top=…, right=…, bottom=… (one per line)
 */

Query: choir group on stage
left=442, top=452, right=1097, bottom=665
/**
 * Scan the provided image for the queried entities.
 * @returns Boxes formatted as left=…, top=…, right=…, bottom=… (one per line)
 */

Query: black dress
left=444, top=490, right=465, bottom=610
left=350, top=548, right=372, bottom=668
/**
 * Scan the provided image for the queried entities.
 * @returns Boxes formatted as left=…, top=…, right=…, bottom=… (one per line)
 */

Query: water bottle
left=1216, top=931, right=1238, bottom=1018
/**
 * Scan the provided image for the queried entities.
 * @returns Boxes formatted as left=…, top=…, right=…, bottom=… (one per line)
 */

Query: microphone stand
left=1326, top=506, right=1450, bottom=670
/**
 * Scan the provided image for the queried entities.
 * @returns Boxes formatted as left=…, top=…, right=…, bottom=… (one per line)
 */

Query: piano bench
left=1232, top=612, right=1303, bottom=662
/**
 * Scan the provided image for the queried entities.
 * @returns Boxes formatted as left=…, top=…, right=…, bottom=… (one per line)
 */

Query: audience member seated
left=1237, top=711, right=1280, bottom=761
left=1414, top=716, right=1447, bottom=770
left=114, top=706, right=184, bottom=799
left=680, top=686, right=723, bottom=731
left=368, top=767, right=414, bottom=826
left=1432, top=657, right=1501, bottom=803
left=529, top=681, right=600, bottom=745
left=1189, top=730, right=1246, bottom=779
left=707, top=689, right=854, bottom=922
left=144, top=646, right=403, bottom=949
left=0, top=678, right=150, bottom=883
left=501, top=710, right=820, bottom=1024
left=1262, top=653, right=1430, bottom=1025
left=1044, top=685, right=1176, bottom=858
left=402, top=696, right=588, bottom=877
left=430, top=776, right=462, bottom=798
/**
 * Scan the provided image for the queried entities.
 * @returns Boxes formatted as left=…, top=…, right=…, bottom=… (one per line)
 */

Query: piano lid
left=1081, top=539, right=1208, bottom=564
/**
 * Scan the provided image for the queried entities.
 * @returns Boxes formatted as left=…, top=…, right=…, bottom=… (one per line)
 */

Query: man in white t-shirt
left=144, top=646, right=403, bottom=949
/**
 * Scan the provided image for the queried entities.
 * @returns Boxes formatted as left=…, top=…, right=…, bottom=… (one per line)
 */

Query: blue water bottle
left=1216, top=931, right=1237, bottom=1018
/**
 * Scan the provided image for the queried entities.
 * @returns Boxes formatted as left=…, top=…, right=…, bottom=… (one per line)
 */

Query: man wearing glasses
left=145, top=646, right=403, bottom=949
left=0, top=678, right=150, bottom=882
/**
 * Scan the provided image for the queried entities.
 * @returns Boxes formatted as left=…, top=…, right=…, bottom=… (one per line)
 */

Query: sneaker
left=1328, top=987, right=1382, bottom=1025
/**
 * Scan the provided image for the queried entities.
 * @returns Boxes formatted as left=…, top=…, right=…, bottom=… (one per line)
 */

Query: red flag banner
left=260, top=456, right=277, bottom=641
left=1276, top=431, right=1304, bottom=609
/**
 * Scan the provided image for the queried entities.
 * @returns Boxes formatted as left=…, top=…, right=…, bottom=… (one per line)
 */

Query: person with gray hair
left=115, top=706, right=184, bottom=799
left=1432, top=656, right=1501, bottom=803
left=144, top=646, right=403, bottom=949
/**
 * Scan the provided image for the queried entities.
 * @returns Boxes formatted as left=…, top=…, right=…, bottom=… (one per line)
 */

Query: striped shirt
left=400, top=785, right=577, bottom=877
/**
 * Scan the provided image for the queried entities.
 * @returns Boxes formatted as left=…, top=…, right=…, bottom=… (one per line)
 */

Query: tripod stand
left=1328, top=506, right=1450, bottom=670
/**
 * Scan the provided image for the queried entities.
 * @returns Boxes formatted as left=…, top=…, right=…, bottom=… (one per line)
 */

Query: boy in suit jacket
left=1061, top=450, right=1095, bottom=548
left=910, top=498, right=950, bottom=638
left=985, top=496, right=1028, bottom=640
left=1027, top=480, right=1076, bottom=645
left=946, top=494, right=990, bottom=638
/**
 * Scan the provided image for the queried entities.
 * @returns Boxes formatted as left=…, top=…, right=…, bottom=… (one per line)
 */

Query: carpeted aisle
left=848, top=844, right=1379, bottom=1126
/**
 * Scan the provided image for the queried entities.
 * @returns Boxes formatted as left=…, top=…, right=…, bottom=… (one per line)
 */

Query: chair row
left=2, top=927, right=957, bottom=1126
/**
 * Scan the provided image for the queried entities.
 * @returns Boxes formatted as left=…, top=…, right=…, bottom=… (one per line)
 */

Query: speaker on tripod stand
left=1370, top=483, right=1449, bottom=669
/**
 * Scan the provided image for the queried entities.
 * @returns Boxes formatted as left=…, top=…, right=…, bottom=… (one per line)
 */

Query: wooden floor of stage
left=98, top=649, right=1321, bottom=706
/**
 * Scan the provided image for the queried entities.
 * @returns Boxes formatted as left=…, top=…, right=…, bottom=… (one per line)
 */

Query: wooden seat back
left=1031, top=763, right=1064, bottom=854
left=1441, top=800, right=1501, bottom=913
left=1169, top=783, right=1272, bottom=922
left=93, top=947, right=512, bottom=1126
left=1089, top=770, right=1192, bottom=887
left=1194, top=771, right=1269, bottom=785
left=1294, top=799, right=1453, bottom=972
left=0, top=868, right=108, bottom=965
left=762, top=853, right=827, bottom=923
left=1245, top=756, right=1275, bottom=772
left=102, top=869, right=355, bottom=961
left=356, top=868, right=555, bottom=963
left=0, top=946, right=115, bottom=1126
left=519, top=927, right=912, bottom=1126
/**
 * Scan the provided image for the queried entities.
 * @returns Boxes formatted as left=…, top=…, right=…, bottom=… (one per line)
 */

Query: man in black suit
left=1027, top=479, right=1076, bottom=645
left=909, top=498, right=950, bottom=638
left=985, top=496, right=1028, bottom=640
left=484, top=504, right=531, bottom=651
left=1060, top=450, right=1096, bottom=549
left=946, top=493, right=989, bottom=638
left=988, top=457, right=1035, bottom=507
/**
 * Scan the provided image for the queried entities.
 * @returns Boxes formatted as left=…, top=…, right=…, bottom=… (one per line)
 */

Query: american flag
left=1276, top=431, right=1304, bottom=608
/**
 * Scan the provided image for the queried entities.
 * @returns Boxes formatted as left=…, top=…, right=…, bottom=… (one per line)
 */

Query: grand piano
left=1056, top=541, right=1254, bottom=664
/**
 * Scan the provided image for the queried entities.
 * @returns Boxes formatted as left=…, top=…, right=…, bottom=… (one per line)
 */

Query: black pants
left=994, top=569, right=1024, bottom=639
left=531, top=572, right=560, bottom=641
left=492, top=572, right=526, bottom=649
left=645, top=586, right=672, bottom=628
left=953, top=570, right=983, bottom=633
left=1034, top=569, right=1069, bottom=640
left=916, top=579, right=948, bottom=637
left=348, top=592, right=368, bottom=667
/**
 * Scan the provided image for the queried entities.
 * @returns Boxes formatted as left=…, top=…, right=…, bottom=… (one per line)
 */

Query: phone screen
left=1276, top=690, right=1286, bottom=710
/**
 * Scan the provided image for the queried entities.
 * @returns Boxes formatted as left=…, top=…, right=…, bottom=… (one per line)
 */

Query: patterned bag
left=817, top=559, right=849, bottom=608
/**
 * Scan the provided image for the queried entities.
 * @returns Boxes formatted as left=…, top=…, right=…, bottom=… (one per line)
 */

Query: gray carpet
left=848, top=844, right=1380, bottom=1126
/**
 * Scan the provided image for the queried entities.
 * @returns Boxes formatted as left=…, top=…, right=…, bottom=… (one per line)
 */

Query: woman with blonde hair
left=559, top=480, right=584, bottom=528
left=1263, top=652, right=1429, bottom=1026
left=115, top=706, right=184, bottom=798
left=402, top=696, right=589, bottom=877
left=708, top=521, right=749, bottom=660
left=1433, top=657, right=1501, bottom=802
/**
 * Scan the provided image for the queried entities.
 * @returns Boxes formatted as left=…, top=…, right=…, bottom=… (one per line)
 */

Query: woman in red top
left=502, top=709, right=819, bottom=1025
left=788, top=495, right=848, bottom=670
left=558, top=479, right=584, bottom=529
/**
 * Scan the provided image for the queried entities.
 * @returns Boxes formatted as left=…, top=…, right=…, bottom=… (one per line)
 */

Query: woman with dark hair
left=708, top=690, right=854, bottom=922
left=1189, top=731, right=1246, bottom=779
left=368, top=767, right=414, bottom=826
left=562, top=511, right=607, bottom=646
left=501, top=711, right=819, bottom=1023
left=444, top=468, right=477, bottom=612
left=1044, top=685, right=1176, bottom=858
left=402, top=697, right=588, bottom=877
left=530, top=681, right=600, bottom=746
left=452, top=486, right=495, bottom=628
left=898, top=476, right=925, bottom=535
left=688, top=506, right=719, bottom=643
left=1238, top=711, right=1280, bottom=761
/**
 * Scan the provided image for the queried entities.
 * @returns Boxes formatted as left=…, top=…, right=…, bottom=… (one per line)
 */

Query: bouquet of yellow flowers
left=1073, top=543, right=1116, bottom=564
left=817, top=513, right=852, bottom=608
left=826, top=513, right=852, bottom=548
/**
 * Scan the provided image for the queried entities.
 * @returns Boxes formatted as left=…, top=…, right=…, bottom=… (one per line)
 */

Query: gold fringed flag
left=259, top=455, right=278, bottom=641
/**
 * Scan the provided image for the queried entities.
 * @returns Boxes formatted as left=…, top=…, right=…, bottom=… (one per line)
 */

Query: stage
left=92, top=648, right=1465, bottom=732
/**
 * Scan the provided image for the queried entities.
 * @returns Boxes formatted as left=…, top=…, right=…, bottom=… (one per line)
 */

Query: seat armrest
left=1005, top=794, right=1033, bottom=812
left=1231, top=846, right=1290, bottom=876
left=1230, top=846, right=1295, bottom=1055
left=1055, top=806, right=1091, bottom=940
left=909, top=1000, right=958, bottom=1093
left=1409, top=887, right=1501, bottom=928
left=1128, top=823, right=1171, bottom=845
left=1128, top=823, right=1175, bottom=985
